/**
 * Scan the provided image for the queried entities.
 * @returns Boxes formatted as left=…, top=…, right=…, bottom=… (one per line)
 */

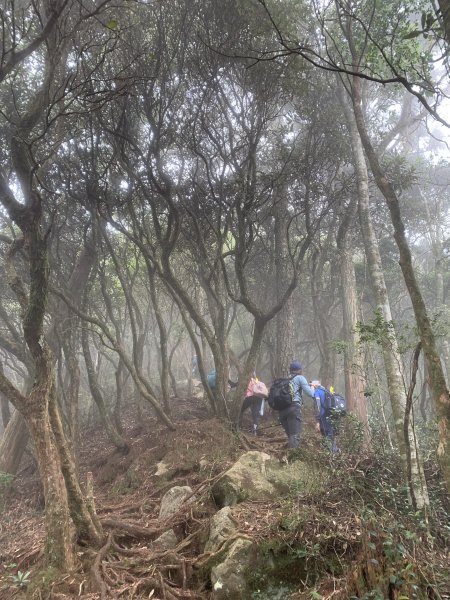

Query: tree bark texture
left=0, top=348, right=77, bottom=570
left=0, top=398, right=10, bottom=432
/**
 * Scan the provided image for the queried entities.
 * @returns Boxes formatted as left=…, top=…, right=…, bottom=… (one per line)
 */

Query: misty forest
left=0, top=0, right=449, bottom=598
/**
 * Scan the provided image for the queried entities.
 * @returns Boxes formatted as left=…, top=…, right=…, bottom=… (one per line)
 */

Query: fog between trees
left=0, top=0, right=449, bottom=574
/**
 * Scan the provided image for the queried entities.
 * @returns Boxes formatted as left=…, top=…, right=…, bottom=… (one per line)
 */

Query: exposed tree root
left=90, top=494, right=213, bottom=600
left=100, top=517, right=165, bottom=539
left=91, top=532, right=117, bottom=599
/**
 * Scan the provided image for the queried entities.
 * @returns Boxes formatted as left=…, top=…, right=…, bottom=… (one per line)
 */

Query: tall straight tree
left=335, top=191, right=368, bottom=430
left=350, top=76, right=450, bottom=492
left=340, top=86, right=429, bottom=507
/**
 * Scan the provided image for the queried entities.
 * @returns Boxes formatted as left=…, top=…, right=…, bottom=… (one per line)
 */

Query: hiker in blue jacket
left=311, top=380, right=338, bottom=454
left=279, top=361, right=315, bottom=448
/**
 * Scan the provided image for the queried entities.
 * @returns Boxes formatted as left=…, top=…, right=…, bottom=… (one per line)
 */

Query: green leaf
left=403, top=30, right=421, bottom=40
left=106, top=19, right=118, bottom=30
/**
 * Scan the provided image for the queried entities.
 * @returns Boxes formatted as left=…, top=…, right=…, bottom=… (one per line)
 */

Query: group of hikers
left=206, top=360, right=346, bottom=454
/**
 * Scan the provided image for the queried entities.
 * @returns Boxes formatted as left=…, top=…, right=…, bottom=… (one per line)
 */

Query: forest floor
left=0, top=394, right=449, bottom=600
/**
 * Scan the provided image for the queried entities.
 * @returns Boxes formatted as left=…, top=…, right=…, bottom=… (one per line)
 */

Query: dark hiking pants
left=279, top=403, right=302, bottom=448
left=240, top=396, right=262, bottom=431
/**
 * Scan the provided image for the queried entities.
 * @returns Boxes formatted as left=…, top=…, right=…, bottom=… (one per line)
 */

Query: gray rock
left=159, top=485, right=194, bottom=520
left=151, top=529, right=178, bottom=551
left=205, top=506, right=236, bottom=553
left=211, top=537, right=253, bottom=600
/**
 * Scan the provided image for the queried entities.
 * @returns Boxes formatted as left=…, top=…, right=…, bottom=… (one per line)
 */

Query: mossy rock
left=212, top=451, right=327, bottom=508
left=211, top=537, right=254, bottom=599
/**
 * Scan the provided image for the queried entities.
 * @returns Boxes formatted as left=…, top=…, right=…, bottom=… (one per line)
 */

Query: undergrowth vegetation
left=257, top=418, right=450, bottom=600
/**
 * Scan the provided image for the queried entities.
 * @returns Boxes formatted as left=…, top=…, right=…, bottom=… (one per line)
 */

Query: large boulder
left=158, top=485, right=194, bottom=520
left=212, top=451, right=325, bottom=508
left=210, top=537, right=253, bottom=600
left=212, top=451, right=274, bottom=507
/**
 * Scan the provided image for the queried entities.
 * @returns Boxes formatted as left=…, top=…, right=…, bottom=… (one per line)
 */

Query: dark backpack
left=322, top=387, right=346, bottom=416
left=268, top=377, right=294, bottom=411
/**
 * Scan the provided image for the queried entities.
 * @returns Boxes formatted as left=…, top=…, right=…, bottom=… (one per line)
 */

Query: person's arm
left=299, top=376, right=315, bottom=399
left=313, top=392, right=321, bottom=419
left=314, top=389, right=323, bottom=432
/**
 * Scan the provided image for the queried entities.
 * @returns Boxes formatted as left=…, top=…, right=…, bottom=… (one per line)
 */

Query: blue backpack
left=321, top=387, right=346, bottom=416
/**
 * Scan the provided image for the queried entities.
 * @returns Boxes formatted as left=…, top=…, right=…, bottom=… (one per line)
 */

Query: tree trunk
left=367, top=346, right=395, bottom=449
left=48, top=383, right=104, bottom=546
left=336, top=200, right=368, bottom=429
left=0, top=349, right=77, bottom=570
left=1, top=396, right=11, bottom=431
left=81, top=324, right=129, bottom=452
left=28, top=410, right=76, bottom=571
left=168, top=335, right=182, bottom=398
left=114, top=357, right=127, bottom=433
left=61, top=338, right=80, bottom=464
left=309, top=228, right=337, bottom=386
left=0, top=409, right=29, bottom=473
left=0, top=364, right=11, bottom=429
left=442, top=340, right=450, bottom=385
left=351, top=74, right=450, bottom=494
left=437, top=0, right=450, bottom=45
left=148, top=268, right=171, bottom=415
left=273, top=193, right=294, bottom=376
left=343, top=82, right=429, bottom=506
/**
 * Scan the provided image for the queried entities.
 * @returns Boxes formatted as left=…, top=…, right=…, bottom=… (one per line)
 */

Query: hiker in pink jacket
left=239, top=375, right=268, bottom=435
